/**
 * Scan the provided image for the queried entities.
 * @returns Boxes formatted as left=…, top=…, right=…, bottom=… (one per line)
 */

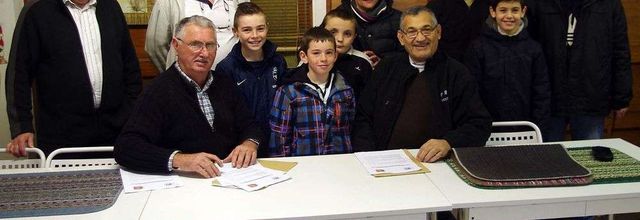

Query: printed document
left=355, top=149, right=427, bottom=176
left=120, top=168, right=184, bottom=193
left=214, top=163, right=290, bottom=191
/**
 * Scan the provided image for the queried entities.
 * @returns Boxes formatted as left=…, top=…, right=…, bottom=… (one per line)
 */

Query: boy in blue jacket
left=217, top=2, right=287, bottom=156
left=269, top=27, right=355, bottom=157
left=464, top=0, right=550, bottom=127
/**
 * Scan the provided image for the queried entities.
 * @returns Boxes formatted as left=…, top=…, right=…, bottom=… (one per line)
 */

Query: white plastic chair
left=0, top=148, right=46, bottom=169
left=46, top=146, right=118, bottom=169
left=485, top=121, right=543, bottom=146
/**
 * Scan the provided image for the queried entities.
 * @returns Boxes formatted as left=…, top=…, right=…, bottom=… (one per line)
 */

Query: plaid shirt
left=269, top=73, right=355, bottom=157
left=176, top=63, right=215, bottom=130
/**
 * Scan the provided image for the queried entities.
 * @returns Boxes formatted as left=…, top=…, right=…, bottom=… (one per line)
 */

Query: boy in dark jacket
left=269, top=27, right=355, bottom=157
left=464, top=0, right=550, bottom=127
left=320, top=9, right=373, bottom=99
left=216, top=2, right=287, bottom=156
left=527, top=0, right=632, bottom=142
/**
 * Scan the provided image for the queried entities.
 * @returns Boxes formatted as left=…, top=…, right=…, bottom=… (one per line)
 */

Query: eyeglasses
left=401, top=25, right=439, bottom=39
left=176, top=38, right=218, bottom=52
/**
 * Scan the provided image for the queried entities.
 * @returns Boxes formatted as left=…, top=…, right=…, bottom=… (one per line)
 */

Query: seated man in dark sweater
left=115, top=16, right=263, bottom=178
left=353, top=6, right=491, bottom=163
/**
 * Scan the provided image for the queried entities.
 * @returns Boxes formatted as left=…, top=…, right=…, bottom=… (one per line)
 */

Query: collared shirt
left=63, top=0, right=103, bottom=108
left=409, top=56, right=426, bottom=73
left=175, top=63, right=215, bottom=130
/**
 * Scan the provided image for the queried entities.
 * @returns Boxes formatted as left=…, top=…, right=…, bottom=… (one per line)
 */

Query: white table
left=140, top=153, right=452, bottom=220
left=425, top=138, right=640, bottom=220
left=0, top=167, right=151, bottom=220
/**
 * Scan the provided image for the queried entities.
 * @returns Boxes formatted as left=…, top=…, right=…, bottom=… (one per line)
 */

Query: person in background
left=5, top=0, right=142, bottom=157
left=337, top=0, right=403, bottom=66
left=115, top=16, right=262, bottom=178
left=145, top=0, right=247, bottom=72
left=269, top=27, right=355, bottom=157
left=526, top=0, right=632, bottom=142
left=216, top=2, right=287, bottom=157
left=427, top=0, right=490, bottom=62
left=319, top=8, right=373, bottom=99
left=464, top=0, right=550, bottom=127
left=352, top=6, right=491, bottom=163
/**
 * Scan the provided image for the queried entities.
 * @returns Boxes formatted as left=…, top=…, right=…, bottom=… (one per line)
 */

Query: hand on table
left=173, top=152, right=223, bottom=178
left=224, top=140, right=258, bottom=168
left=416, top=139, right=451, bottom=163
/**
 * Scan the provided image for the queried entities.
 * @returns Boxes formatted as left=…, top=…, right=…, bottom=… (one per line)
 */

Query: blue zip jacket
left=216, top=40, right=287, bottom=151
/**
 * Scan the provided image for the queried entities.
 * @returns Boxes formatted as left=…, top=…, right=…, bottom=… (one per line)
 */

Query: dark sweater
left=114, top=65, right=263, bottom=173
left=6, top=0, right=142, bottom=154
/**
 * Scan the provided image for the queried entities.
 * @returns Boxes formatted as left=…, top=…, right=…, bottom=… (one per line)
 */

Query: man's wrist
left=246, top=138, right=260, bottom=148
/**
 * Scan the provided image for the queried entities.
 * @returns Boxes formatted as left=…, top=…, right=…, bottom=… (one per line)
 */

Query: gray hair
left=399, top=6, right=438, bottom=29
left=174, top=15, right=217, bottom=39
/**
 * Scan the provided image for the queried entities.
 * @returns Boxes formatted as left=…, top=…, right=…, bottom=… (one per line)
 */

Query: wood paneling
left=622, top=0, right=640, bottom=63
left=129, top=27, right=159, bottom=78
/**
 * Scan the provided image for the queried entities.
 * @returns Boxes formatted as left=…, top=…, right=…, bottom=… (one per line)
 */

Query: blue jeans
left=542, top=116, right=605, bottom=142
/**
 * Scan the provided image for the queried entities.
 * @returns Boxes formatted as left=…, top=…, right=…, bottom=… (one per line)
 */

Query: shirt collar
left=175, top=63, right=214, bottom=92
left=63, top=0, right=97, bottom=10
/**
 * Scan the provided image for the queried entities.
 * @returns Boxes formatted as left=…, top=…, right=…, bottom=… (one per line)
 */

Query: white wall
left=0, top=0, right=24, bottom=144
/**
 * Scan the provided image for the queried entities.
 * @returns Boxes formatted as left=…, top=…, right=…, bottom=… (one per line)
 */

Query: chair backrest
left=46, top=146, right=118, bottom=169
left=0, top=148, right=46, bottom=169
left=486, top=121, right=543, bottom=146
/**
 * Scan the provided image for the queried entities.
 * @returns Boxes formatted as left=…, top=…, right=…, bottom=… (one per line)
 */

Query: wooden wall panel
left=622, top=0, right=639, bottom=63
left=129, top=27, right=159, bottom=79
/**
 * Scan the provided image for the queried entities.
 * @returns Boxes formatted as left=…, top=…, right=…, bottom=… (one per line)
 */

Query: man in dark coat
left=527, top=0, right=632, bottom=141
left=5, top=0, right=142, bottom=157
left=353, top=6, right=491, bottom=163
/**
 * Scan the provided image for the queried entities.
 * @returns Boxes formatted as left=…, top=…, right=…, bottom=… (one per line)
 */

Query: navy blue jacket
left=464, top=19, right=551, bottom=125
left=216, top=40, right=287, bottom=150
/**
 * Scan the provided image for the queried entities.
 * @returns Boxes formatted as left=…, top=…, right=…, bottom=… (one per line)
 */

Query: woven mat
left=447, top=146, right=640, bottom=189
left=0, top=169, right=122, bottom=218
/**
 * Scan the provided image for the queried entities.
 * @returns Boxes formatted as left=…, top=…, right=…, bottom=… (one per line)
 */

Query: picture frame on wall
left=117, top=0, right=155, bottom=25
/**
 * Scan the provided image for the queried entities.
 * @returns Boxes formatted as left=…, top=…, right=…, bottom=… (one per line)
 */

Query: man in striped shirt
left=5, top=0, right=142, bottom=157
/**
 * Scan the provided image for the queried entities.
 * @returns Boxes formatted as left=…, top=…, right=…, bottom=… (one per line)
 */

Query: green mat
left=446, top=147, right=640, bottom=189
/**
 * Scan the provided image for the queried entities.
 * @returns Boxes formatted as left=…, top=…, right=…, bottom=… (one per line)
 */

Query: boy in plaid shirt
left=269, top=27, right=355, bottom=157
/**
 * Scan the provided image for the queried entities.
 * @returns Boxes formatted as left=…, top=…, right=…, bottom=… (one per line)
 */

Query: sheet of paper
left=355, top=150, right=422, bottom=175
left=214, top=163, right=290, bottom=191
left=120, top=168, right=184, bottom=193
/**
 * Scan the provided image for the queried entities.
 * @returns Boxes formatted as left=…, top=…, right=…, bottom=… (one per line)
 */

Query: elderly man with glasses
left=353, top=6, right=491, bottom=163
left=115, top=15, right=263, bottom=178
